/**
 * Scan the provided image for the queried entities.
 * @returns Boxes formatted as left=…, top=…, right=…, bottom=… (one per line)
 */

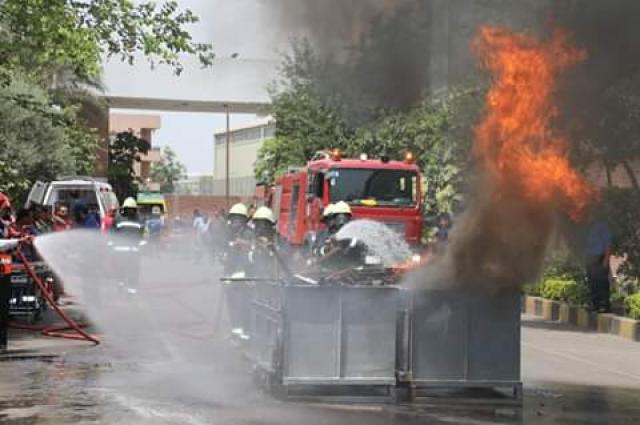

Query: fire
left=473, top=27, right=596, bottom=219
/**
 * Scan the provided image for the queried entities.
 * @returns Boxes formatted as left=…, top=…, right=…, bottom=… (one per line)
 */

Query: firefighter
left=309, top=203, right=334, bottom=257
left=223, top=203, right=252, bottom=275
left=328, top=201, right=352, bottom=235
left=315, top=201, right=365, bottom=269
left=222, top=203, right=253, bottom=340
left=0, top=193, right=19, bottom=352
left=110, top=197, right=144, bottom=294
left=249, top=206, right=278, bottom=277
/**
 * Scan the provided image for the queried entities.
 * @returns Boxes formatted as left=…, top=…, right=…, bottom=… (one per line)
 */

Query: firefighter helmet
left=322, top=204, right=335, bottom=219
left=332, top=201, right=352, bottom=215
left=122, top=197, right=138, bottom=209
left=253, top=206, right=275, bottom=223
left=229, top=203, right=249, bottom=217
left=0, top=193, right=11, bottom=210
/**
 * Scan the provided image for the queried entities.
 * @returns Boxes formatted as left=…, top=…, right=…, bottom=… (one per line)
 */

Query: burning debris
left=429, top=27, right=597, bottom=289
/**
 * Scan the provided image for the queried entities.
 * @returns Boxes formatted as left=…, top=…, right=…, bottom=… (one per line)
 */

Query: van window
left=49, top=187, right=98, bottom=209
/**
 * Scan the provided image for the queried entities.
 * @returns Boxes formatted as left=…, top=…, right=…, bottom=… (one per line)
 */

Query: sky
left=103, top=0, right=291, bottom=174
left=132, top=111, right=258, bottom=175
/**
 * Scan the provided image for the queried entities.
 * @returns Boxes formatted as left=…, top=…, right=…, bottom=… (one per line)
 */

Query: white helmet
left=122, top=197, right=138, bottom=209
left=332, top=201, right=352, bottom=215
left=322, top=203, right=335, bottom=218
left=228, top=203, right=248, bottom=217
left=253, top=206, right=275, bottom=223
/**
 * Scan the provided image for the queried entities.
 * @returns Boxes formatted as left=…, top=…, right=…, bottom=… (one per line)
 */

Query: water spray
left=11, top=240, right=100, bottom=345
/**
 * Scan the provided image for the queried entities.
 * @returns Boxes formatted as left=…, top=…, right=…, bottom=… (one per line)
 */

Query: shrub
left=625, top=293, right=640, bottom=320
left=540, top=278, right=590, bottom=306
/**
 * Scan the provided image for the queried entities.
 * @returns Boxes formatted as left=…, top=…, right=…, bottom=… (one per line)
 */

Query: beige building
left=212, top=116, right=276, bottom=196
left=109, top=113, right=162, bottom=191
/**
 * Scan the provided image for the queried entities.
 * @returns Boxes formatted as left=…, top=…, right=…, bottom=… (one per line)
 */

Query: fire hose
left=11, top=242, right=100, bottom=345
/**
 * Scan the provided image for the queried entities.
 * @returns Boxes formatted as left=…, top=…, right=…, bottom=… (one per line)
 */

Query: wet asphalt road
left=1, top=257, right=639, bottom=424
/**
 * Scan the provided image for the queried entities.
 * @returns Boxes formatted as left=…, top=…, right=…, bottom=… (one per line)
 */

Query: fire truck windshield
left=328, top=168, right=418, bottom=207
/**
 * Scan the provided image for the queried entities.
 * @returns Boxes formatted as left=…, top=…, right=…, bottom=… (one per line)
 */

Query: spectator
left=53, top=204, right=72, bottom=232
left=585, top=209, right=613, bottom=313
left=102, top=207, right=116, bottom=232
left=83, top=205, right=101, bottom=230
left=192, top=209, right=204, bottom=232
left=70, top=192, right=86, bottom=226
left=33, top=205, right=53, bottom=234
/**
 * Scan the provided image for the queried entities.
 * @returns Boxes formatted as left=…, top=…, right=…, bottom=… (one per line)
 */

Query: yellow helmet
left=253, top=206, right=275, bottom=223
left=229, top=203, right=248, bottom=217
left=322, top=203, right=335, bottom=218
left=122, top=197, right=138, bottom=209
left=332, top=201, right=352, bottom=215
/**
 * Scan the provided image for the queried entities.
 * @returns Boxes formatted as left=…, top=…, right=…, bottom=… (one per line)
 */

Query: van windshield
left=328, top=168, right=418, bottom=207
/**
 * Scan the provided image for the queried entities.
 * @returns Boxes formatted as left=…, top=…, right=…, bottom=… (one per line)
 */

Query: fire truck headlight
left=411, top=254, right=422, bottom=264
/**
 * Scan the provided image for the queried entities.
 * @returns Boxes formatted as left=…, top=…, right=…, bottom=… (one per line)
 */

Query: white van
left=26, top=177, right=120, bottom=228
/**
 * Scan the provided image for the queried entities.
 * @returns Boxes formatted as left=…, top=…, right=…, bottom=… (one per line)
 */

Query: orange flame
left=473, top=27, right=596, bottom=220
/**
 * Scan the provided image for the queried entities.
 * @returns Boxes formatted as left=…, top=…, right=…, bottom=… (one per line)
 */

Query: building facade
left=211, top=116, right=275, bottom=197
left=109, top=113, right=163, bottom=191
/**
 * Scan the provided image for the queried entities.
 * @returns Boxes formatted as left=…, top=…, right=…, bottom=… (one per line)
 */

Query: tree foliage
left=0, top=0, right=214, bottom=81
left=107, top=131, right=150, bottom=201
left=150, top=147, right=186, bottom=193
left=255, top=41, right=356, bottom=183
left=0, top=0, right=213, bottom=205
left=0, top=66, right=99, bottom=202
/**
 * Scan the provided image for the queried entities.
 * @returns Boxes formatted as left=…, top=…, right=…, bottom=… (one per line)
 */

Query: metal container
left=250, top=283, right=399, bottom=388
left=403, top=288, right=521, bottom=397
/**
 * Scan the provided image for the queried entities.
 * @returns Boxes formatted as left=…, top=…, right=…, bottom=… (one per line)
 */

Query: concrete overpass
left=97, top=55, right=275, bottom=179
left=102, top=55, right=274, bottom=114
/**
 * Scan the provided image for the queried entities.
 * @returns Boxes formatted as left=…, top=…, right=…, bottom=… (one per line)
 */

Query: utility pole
left=225, top=104, right=230, bottom=206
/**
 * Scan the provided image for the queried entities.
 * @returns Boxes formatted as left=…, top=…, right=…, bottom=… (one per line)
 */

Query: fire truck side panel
left=275, top=172, right=308, bottom=245
left=290, top=173, right=308, bottom=245
left=276, top=177, right=291, bottom=242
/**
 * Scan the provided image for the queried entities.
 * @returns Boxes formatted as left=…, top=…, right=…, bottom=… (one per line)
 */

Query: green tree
left=150, top=147, right=186, bottom=193
left=0, top=0, right=214, bottom=81
left=0, top=0, right=214, bottom=203
left=255, top=41, right=355, bottom=184
left=0, top=66, right=99, bottom=202
left=107, top=131, right=150, bottom=201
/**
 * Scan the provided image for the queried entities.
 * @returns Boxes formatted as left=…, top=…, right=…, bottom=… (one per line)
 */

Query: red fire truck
left=260, top=150, right=424, bottom=248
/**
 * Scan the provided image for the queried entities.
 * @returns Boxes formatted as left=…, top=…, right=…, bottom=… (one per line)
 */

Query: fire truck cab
left=270, top=150, right=423, bottom=248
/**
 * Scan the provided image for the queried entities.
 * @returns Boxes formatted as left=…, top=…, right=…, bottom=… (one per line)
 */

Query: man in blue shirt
left=585, top=216, right=613, bottom=312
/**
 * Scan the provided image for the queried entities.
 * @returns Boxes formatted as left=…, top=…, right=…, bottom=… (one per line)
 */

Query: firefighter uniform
left=223, top=203, right=252, bottom=275
left=315, top=202, right=365, bottom=269
left=111, top=197, right=144, bottom=294
left=310, top=204, right=335, bottom=257
left=249, top=207, right=278, bottom=277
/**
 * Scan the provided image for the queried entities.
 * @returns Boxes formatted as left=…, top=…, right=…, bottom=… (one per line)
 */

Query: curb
left=523, top=295, right=639, bottom=342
